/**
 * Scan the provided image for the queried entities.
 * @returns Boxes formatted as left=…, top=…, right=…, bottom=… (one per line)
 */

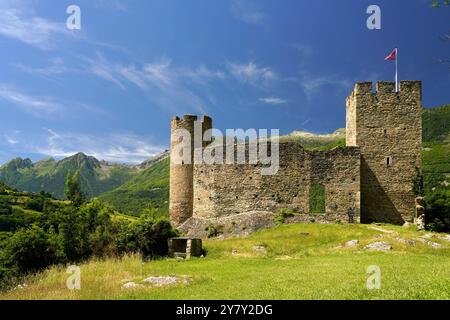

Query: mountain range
left=1, top=105, right=449, bottom=216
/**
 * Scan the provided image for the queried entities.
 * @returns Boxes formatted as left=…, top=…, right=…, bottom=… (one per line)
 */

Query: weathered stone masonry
left=169, top=81, right=422, bottom=227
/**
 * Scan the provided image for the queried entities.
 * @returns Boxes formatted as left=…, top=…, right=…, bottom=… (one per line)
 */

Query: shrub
left=4, top=225, right=61, bottom=273
left=425, top=189, right=450, bottom=233
left=24, top=197, right=46, bottom=212
left=275, top=208, right=295, bottom=225
left=205, top=224, right=224, bottom=238
left=115, top=217, right=177, bottom=258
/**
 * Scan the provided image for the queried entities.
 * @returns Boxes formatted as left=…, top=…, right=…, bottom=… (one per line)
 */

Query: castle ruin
left=169, top=81, right=422, bottom=230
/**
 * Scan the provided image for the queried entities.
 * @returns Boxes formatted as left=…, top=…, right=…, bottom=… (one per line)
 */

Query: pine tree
left=65, top=171, right=85, bottom=207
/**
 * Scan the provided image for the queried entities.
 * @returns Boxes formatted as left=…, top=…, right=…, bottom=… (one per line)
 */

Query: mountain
left=2, top=105, right=448, bottom=216
left=0, top=152, right=139, bottom=199
left=422, top=105, right=450, bottom=190
left=423, top=105, right=450, bottom=142
left=98, top=157, right=169, bottom=216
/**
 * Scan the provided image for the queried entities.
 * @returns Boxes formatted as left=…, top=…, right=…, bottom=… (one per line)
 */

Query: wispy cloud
left=0, top=85, right=64, bottom=116
left=15, top=57, right=76, bottom=77
left=286, top=73, right=352, bottom=101
left=0, top=84, right=108, bottom=118
left=82, top=53, right=230, bottom=114
left=0, top=1, right=69, bottom=50
left=36, top=129, right=164, bottom=164
left=227, top=61, right=277, bottom=86
left=259, top=97, right=287, bottom=105
left=230, top=0, right=265, bottom=24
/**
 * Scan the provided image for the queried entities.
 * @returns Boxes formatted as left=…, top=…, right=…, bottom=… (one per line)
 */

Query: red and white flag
left=384, top=48, right=397, bottom=61
left=385, top=48, right=398, bottom=91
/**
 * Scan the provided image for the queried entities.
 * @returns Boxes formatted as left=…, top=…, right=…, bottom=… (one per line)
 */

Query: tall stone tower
left=346, top=81, right=422, bottom=224
left=169, top=115, right=212, bottom=226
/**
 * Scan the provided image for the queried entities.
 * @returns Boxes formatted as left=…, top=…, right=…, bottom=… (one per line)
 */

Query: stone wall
left=192, top=142, right=360, bottom=222
left=346, top=81, right=422, bottom=224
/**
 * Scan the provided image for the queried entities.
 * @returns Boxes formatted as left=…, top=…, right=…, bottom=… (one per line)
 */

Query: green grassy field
left=2, top=223, right=449, bottom=300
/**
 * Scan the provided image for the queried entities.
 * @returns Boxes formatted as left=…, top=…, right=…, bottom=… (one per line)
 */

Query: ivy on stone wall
left=309, top=183, right=325, bottom=213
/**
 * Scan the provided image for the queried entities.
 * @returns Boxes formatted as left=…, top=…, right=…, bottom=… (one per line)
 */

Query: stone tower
left=169, top=115, right=212, bottom=226
left=346, top=81, right=422, bottom=224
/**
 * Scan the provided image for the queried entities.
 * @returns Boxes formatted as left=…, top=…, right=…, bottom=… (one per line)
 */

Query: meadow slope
left=2, top=223, right=449, bottom=300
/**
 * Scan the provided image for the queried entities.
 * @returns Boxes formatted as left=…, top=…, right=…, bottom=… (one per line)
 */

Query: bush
left=24, top=197, right=46, bottom=212
left=4, top=225, right=62, bottom=273
left=275, top=208, right=295, bottom=225
left=425, top=189, right=450, bottom=233
left=115, top=217, right=177, bottom=258
left=205, top=224, right=224, bottom=238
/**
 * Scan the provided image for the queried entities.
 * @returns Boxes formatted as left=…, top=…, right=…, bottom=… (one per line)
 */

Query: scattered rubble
left=364, top=242, right=392, bottom=252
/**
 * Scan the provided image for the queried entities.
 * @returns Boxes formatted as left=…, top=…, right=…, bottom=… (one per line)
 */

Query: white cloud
left=227, top=61, right=277, bottom=86
left=259, top=97, right=287, bottom=105
left=4, top=134, right=18, bottom=145
left=0, top=85, right=64, bottom=115
left=230, top=0, right=265, bottom=24
left=15, top=57, right=75, bottom=76
left=0, top=84, right=108, bottom=118
left=36, top=129, right=164, bottom=164
left=0, top=2, right=68, bottom=50
left=287, top=74, right=352, bottom=101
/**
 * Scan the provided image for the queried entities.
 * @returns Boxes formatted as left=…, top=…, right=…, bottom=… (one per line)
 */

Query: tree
left=65, top=171, right=85, bottom=207
left=5, top=225, right=61, bottom=273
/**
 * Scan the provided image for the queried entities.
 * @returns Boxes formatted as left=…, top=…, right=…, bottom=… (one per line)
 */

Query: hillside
left=1, top=223, right=449, bottom=300
left=422, top=105, right=450, bottom=191
left=98, top=158, right=170, bottom=216
left=0, top=153, right=139, bottom=199
left=0, top=182, right=60, bottom=233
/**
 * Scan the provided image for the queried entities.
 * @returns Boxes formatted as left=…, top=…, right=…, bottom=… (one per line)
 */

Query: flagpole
left=395, top=48, right=398, bottom=92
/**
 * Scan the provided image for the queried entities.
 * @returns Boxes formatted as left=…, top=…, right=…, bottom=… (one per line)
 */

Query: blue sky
left=0, top=0, right=449, bottom=164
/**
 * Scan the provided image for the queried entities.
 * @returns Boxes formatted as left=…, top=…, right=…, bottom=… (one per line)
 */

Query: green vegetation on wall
left=309, top=183, right=325, bottom=213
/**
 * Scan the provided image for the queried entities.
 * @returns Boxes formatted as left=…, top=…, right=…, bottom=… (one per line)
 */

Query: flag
left=384, top=48, right=397, bottom=61
left=384, top=48, right=398, bottom=91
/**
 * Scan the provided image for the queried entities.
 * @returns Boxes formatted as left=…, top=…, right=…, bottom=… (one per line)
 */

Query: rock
left=415, top=197, right=425, bottom=207
left=343, top=240, right=359, bottom=248
left=143, top=276, right=191, bottom=287
left=364, top=242, right=392, bottom=252
left=441, top=235, right=450, bottom=242
left=395, top=237, right=415, bottom=246
left=253, top=245, right=267, bottom=253
left=420, top=233, right=435, bottom=239
left=416, top=238, right=441, bottom=248
left=122, top=282, right=142, bottom=289
left=144, top=276, right=178, bottom=287
left=402, top=222, right=412, bottom=228
left=231, top=249, right=238, bottom=256
left=415, top=206, right=426, bottom=230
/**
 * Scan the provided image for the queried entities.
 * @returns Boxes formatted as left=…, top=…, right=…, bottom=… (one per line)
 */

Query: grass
left=1, top=223, right=450, bottom=300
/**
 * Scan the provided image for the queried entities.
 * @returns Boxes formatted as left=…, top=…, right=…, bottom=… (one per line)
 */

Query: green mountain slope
left=422, top=105, right=450, bottom=192
left=0, top=153, right=139, bottom=199
left=98, top=158, right=169, bottom=216
left=423, top=105, right=450, bottom=142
